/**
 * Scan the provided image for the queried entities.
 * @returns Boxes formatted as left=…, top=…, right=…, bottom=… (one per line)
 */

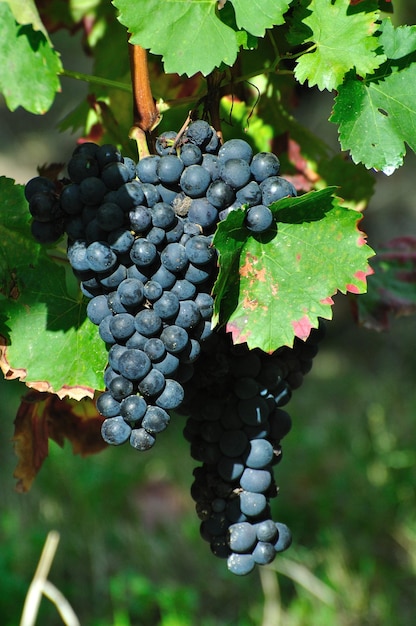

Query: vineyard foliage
left=0, top=0, right=415, bottom=483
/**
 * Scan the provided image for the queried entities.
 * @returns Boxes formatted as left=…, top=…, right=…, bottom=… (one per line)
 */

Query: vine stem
left=61, top=69, right=132, bottom=92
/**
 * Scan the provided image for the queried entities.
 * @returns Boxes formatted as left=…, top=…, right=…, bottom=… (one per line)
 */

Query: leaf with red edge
left=354, top=236, right=416, bottom=331
left=213, top=187, right=375, bottom=352
left=13, top=390, right=107, bottom=493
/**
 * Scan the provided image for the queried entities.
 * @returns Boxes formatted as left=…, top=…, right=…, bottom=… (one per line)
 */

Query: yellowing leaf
left=213, top=189, right=375, bottom=352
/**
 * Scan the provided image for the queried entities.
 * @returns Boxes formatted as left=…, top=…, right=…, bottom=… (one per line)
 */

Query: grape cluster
left=180, top=325, right=324, bottom=575
left=24, top=120, right=320, bottom=575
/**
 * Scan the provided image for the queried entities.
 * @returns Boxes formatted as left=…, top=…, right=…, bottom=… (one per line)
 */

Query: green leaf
left=378, top=18, right=416, bottom=59
left=230, top=0, right=290, bottom=37
left=1, top=258, right=107, bottom=398
left=1, top=0, right=49, bottom=39
left=213, top=188, right=374, bottom=352
left=113, top=0, right=237, bottom=76
left=0, top=3, right=62, bottom=113
left=0, top=177, right=43, bottom=298
left=294, top=0, right=385, bottom=91
left=112, top=0, right=289, bottom=77
left=331, top=65, right=416, bottom=174
left=0, top=178, right=107, bottom=398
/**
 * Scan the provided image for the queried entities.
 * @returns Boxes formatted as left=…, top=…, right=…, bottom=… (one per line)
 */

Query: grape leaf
left=0, top=257, right=107, bottom=398
left=354, top=236, right=416, bottom=331
left=0, top=177, right=43, bottom=298
left=230, top=0, right=290, bottom=37
left=213, top=188, right=374, bottom=352
left=330, top=20, right=416, bottom=173
left=112, top=0, right=289, bottom=77
left=13, top=390, right=106, bottom=492
left=2, top=0, right=49, bottom=39
left=0, top=2, right=62, bottom=113
left=378, top=19, right=416, bottom=59
left=113, top=0, right=237, bottom=76
left=331, top=66, right=416, bottom=174
left=294, top=0, right=385, bottom=91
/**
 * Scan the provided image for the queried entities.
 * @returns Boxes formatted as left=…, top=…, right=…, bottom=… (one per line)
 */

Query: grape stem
left=128, top=45, right=161, bottom=158
left=129, top=45, right=160, bottom=133
left=206, top=71, right=225, bottom=142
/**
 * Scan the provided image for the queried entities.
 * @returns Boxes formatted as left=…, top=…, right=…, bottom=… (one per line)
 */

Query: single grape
left=252, top=541, right=276, bottom=565
left=161, top=243, right=188, bottom=273
left=206, top=180, right=235, bottom=209
left=129, top=206, right=152, bottom=232
left=101, top=416, right=132, bottom=445
left=96, top=391, right=121, bottom=418
left=250, top=152, right=280, bottom=182
left=130, top=427, right=156, bottom=451
left=155, top=379, right=184, bottom=410
left=185, top=120, right=213, bottom=147
left=108, top=375, right=134, bottom=401
left=218, top=139, right=253, bottom=164
left=141, top=405, right=170, bottom=433
left=138, top=368, right=166, bottom=397
left=219, top=158, right=251, bottom=190
left=274, top=523, right=292, bottom=552
left=174, top=300, right=201, bottom=329
left=117, top=278, right=145, bottom=308
left=117, top=349, right=152, bottom=381
left=236, top=181, right=262, bottom=207
left=228, top=522, right=257, bottom=553
left=153, top=291, right=180, bottom=320
left=185, top=235, right=215, bottom=265
left=120, top=395, right=147, bottom=424
left=136, top=155, right=160, bottom=184
left=255, top=519, right=278, bottom=543
left=130, top=239, right=157, bottom=267
left=245, top=439, right=274, bottom=469
left=86, top=241, right=117, bottom=273
left=157, top=155, right=184, bottom=185
left=109, top=313, right=136, bottom=341
left=245, top=205, right=273, bottom=232
left=143, top=338, right=166, bottom=362
left=155, top=131, right=177, bottom=156
left=180, top=165, right=211, bottom=198
left=67, top=153, right=100, bottom=183
left=180, top=143, right=203, bottom=166
left=86, top=295, right=111, bottom=325
left=134, top=309, right=162, bottom=337
left=260, top=176, right=297, bottom=205
left=240, top=468, right=272, bottom=494
left=227, top=553, right=255, bottom=576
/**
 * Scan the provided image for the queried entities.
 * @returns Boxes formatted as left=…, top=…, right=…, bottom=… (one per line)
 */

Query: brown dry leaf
left=13, top=390, right=107, bottom=492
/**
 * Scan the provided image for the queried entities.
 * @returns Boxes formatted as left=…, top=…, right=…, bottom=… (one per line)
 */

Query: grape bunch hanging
left=24, top=119, right=323, bottom=575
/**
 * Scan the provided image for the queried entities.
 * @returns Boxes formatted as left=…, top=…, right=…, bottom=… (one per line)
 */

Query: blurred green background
left=1, top=2, right=416, bottom=625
